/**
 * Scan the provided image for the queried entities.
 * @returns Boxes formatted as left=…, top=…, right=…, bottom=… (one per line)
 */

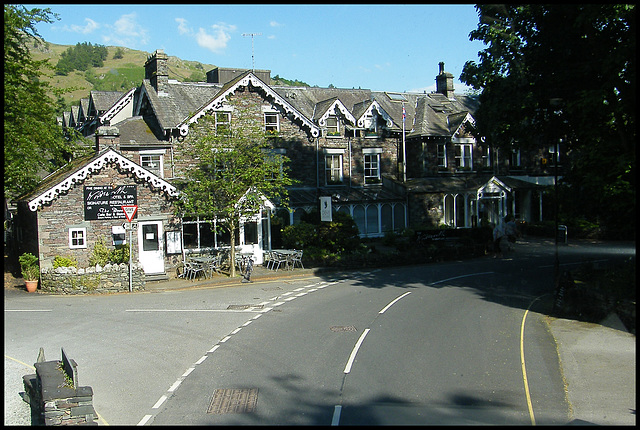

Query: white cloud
left=102, top=13, right=149, bottom=47
left=69, top=18, right=99, bottom=34
left=270, top=21, right=283, bottom=27
left=196, top=23, right=236, bottom=54
left=176, top=17, right=192, bottom=35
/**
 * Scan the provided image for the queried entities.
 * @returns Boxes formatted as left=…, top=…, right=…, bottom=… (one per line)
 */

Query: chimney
left=436, top=62, right=455, bottom=99
left=144, top=49, right=169, bottom=94
left=95, top=126, right=120, bottom=152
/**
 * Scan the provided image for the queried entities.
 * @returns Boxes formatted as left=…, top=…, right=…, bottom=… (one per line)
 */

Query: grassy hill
left=29, top=40, right=310, bottom=113
left=29, top=40, right=218, bottom=110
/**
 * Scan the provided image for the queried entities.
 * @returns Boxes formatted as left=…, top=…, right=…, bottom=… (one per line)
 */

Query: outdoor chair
left=184, top=261, right=205, bottom=280
left=270, top=251, right=289, bottom=272
left=290, top=249, right=304, bottom=269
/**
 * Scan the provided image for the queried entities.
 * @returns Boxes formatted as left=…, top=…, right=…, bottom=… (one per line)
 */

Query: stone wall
left=23, top=348, right=97, bottom=425
left=40, top=263, right=145, bottom=294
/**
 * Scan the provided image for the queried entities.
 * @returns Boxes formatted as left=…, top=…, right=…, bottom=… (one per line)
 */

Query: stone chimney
left=95, top=126, right=120, bottom=152
left=435, top=62, right=455, bottom=99
left=144, top=49, right=169, bottom=94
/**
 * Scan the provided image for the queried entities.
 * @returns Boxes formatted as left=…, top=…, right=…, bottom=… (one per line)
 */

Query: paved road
left=4, top=238, right=635, bottom=425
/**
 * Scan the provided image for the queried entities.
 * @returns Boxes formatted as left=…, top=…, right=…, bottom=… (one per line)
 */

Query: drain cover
left=330, top=325, right=357, bottom=332
left=207, top=388, right=258, bottom=414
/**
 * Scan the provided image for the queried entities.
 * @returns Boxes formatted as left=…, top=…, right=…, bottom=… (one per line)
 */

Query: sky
left=24, top=4, right=486, bottom=94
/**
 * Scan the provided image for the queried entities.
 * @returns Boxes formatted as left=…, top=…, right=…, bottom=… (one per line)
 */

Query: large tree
left=4, top=5, right=86, bottom=200
left=461, top=4, right=635, bottom=235
left=175, top=103, right=294, bottom=277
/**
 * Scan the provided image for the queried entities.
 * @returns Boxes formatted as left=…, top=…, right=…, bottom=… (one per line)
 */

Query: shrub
left=108, top=245, right=130, bottom=264
left=89, top=238, right=111, bottom=266
left=53, top=256, right=78, bottom=268
left=19, top=252, right=40, bottom=280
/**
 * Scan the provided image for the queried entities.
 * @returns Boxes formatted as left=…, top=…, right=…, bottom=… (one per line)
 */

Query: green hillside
left=29, top=40, right=310, bottom=114
left=29, top=40, right=217, bottom=111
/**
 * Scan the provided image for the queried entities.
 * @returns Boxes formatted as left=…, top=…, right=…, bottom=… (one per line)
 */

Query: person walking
left=492, top=219, right=506, bottom=258
left=504, top=215, right=520, bottom=252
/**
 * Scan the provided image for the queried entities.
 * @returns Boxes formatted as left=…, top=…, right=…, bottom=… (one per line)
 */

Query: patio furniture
left=184, top=260, right=206, bottom=280
left=290, top=249, right=304, bottom=269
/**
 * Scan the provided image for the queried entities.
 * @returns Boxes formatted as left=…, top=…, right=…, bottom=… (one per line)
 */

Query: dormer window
left=363, top=114, right=378, bottom=137
left=326, top=115, right=340, bottom=137
left=215, top=111, right=231, bottom=135
left=264, top=112, right=279, bottom=133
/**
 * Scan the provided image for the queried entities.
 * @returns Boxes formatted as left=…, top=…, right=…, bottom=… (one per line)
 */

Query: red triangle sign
left=122, top=205, right=138, bottom=222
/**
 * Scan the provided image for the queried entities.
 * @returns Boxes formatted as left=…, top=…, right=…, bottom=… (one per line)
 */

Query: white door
left=138, top=221, right=164, bottom=274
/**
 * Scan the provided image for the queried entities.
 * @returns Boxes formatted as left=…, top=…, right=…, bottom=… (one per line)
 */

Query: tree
left=175, top=102, right=294, bottom=277
left=461, top=4, right=635, bottom=235
left=4, top=5, right=88, bottom=200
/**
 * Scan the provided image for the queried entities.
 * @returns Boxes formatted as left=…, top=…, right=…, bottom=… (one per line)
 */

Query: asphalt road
left=5, top=238, right=634, bottom=425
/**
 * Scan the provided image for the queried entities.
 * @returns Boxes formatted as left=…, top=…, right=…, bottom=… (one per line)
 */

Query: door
left=138, top=221, right=164, bottom=274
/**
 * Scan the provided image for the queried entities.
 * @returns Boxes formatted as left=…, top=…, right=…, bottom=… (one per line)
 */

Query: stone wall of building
left=36, top=164, right=179, bottom=272
left=40, top=263, right=145, bottom=294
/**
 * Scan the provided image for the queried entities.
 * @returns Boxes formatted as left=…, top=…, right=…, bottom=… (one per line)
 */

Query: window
left=325, top=154, right=343, bottom=185
left=140, top=153, right=163, bottom=177
left=263, top=148, right=285, bottom=181
left=326, top=115, right=339, bottom=137
left=363, top=114, right=377, bottom=137
left=455, top=144, right=472, bottom=170
left=264, top=112, right=279, bottom=133
left=215, top=111, right=231, bottom=135
left=363, top=148, right=382, bottom=185
left=69, top=228, right=87, bottom=249
left=511, top=148, right=521, bottom=168
left=481, top=146, right=492, bottom=168
left=437, top=143, right=447, bottom=168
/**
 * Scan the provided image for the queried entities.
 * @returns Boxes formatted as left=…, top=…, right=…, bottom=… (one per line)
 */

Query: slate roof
left=115, top=116, right=167, bottom=145
left=89, top=91, right=124, bottom=115
left=141, top=79, right=222, bottom=130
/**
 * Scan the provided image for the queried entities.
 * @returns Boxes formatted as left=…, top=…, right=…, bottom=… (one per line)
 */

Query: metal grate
left=330, top=325, right=357, bottom=332
left=207, top=388, right=259, bottom=414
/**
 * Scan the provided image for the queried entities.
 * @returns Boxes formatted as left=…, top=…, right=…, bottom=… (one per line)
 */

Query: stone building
left=14, top=49, right=559, bottom=278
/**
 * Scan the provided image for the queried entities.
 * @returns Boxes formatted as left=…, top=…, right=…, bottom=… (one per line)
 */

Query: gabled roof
left=354, top=100, right=394, bottom=129
left=313, top=97, right=357, bottom=127
left=89, top=91, right=124, bottom=116
left=115, top=116, right=167, bottom=145
left=100, top=87, right=136, bottom=125
left=408, top=93, right=477, bottom=138
left=21, top=148, right=179, bottom=211
left=138, top=79, right=222, bottom=132
left=178, top=71, right=321, bottom=138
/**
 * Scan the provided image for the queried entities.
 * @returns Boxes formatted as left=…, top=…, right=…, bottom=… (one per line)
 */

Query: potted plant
left=19, top=252, right=40, bottom=292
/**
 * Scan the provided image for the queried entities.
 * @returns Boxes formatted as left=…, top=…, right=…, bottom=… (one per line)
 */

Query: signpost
left=121, top=205, right=138, bottom=292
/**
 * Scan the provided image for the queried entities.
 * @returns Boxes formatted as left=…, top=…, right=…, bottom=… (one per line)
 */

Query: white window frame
left=140, top=150, right=164, bottom=178
left=363, top=113, right=378, bottom=137
left=437, top=143, right=447, bottom=168
left=511, top=148, right=521, bottom=167
left=69, top=227, right=87, bottom=249
left=455, top=144, right=473, bottom=170
left=363, top=148, right=382, bottom=184
left=326, top=115, right=340, bottom=137
left=215, top=111, right=231, bottom=135
left=481, top=146, right=492, bottom=167
left=264, top=111, right=279, bottom=132
left=324, top=149, right=344, bottom=185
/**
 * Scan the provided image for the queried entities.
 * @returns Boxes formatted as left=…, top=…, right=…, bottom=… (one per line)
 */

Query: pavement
left=5, top=247, right=636, bottom=426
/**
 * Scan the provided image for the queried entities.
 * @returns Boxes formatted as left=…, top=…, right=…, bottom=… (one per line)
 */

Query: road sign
left=121, top=205, right=138, bottom=222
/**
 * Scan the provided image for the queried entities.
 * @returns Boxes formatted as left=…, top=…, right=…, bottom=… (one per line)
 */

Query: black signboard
left=84, top=185, right=137, bottom=220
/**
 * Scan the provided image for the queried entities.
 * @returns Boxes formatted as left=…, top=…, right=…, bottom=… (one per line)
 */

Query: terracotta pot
left=25, top=280, right=38, bottom=293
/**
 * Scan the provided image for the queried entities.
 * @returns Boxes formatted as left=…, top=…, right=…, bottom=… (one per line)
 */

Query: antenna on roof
left=242, top=32, right=262, bottom=72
